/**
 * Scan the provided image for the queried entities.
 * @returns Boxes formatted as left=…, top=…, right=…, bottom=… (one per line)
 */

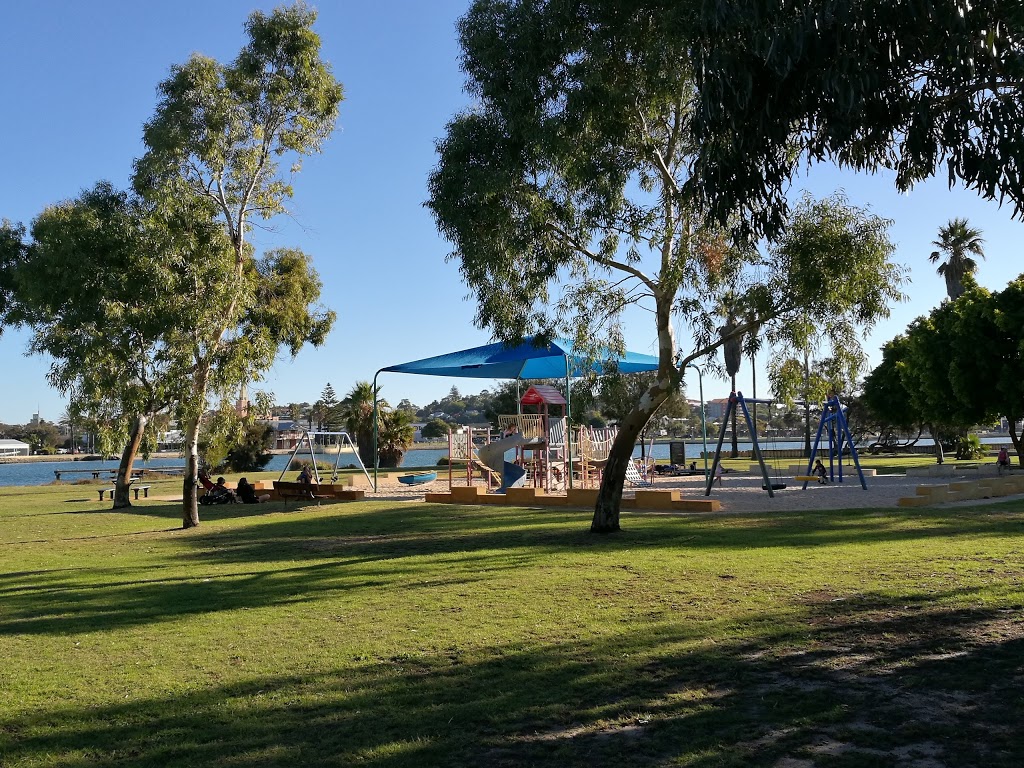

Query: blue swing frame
left=801, top=396, right=868, bottom=490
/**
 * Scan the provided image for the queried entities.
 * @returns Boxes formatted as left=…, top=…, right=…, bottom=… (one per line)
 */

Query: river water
left=1, top=437, right=1010, bottom=487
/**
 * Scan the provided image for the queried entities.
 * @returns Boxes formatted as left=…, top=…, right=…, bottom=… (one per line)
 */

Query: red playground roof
left=520, top=384, right=566, bottom=406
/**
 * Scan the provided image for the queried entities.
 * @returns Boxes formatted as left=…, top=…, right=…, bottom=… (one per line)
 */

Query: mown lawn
left=1, top=482, right=1022, bottom=767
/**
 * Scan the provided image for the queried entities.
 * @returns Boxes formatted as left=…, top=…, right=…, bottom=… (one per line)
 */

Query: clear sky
left=1, top=1, right=1022, bottom=424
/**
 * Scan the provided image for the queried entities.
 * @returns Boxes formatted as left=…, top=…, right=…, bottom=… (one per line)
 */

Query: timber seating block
left=916, top=484, right=948, bottom=497
left=273, top=481, right=339, bottom=505
left=333, top=489, right=365, bottom=501
left=424, top=492, right=452, bottom=503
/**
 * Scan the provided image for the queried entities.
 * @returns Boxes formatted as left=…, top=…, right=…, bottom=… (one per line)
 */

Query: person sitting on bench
left=997, top=447, right=1011, bottom=474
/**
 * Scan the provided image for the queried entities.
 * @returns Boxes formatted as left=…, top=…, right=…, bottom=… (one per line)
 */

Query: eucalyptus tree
left=930, top=218, right=985, bottom=300
left=132, top=4, right=342, bottom=526
left=688, top=0, right=1024, bottom=237
left=11, top=183, right=194, bottom=507
left=429, top=1, right=905, bottom=532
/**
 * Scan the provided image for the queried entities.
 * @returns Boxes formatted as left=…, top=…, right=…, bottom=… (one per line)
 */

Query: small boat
left=398, top=471, right=437, bottom=486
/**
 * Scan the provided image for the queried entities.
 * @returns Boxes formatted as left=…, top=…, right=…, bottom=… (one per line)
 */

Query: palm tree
left=716, top=290, right=745, bottom=458
left=377, top=408, right=415, bottom=468
left=929, top=218, right=985, bottom=300
left=342, top=381, right=383, bottom=465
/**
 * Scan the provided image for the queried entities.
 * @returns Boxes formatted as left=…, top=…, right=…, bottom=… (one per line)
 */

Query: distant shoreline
left=0, top=451, right=183, bottom=466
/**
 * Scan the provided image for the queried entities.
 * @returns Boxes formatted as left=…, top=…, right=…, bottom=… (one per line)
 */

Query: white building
left=0, top=439, right=31, bottom=457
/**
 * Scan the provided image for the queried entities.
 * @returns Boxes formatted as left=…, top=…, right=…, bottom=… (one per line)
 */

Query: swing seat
left=793, top=475, right=818, bottom=482
left=761, top=483, right=787, bottom=490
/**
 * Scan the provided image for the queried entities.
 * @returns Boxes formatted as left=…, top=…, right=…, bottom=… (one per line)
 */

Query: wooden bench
left=272, top=481, right=366, bottom=504
left=273, top=481, right=336, bottom=505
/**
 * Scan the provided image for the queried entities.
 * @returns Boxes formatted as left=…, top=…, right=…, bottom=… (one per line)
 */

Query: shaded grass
left=1, top=484, right=1023, bottom=766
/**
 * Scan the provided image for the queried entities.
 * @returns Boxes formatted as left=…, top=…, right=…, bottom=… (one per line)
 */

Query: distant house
left=265, top=420, right=306, bottom=450
left=0, top=439, right=31, bottom=457
left=704, top=398, right=731, bottom=421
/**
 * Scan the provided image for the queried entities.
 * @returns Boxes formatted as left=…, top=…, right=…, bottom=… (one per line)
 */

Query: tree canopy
left=688, top=0, right=1024, bottom=237
left=863, top=280, right=1024, bottom=463
left=430, top=0, right=906, bottom=532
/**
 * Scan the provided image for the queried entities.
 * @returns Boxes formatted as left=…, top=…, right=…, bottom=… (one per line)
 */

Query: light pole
left=685, top=363, right=709, bottom=482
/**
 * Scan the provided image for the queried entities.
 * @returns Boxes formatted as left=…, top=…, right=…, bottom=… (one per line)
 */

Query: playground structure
left=372, top=335, right=661, bottom=491
left=447, top=415, right=654, bottom=494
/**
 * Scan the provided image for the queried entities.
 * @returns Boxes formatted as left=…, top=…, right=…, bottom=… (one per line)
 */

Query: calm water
left=1, top=437, right=1009, bottom=487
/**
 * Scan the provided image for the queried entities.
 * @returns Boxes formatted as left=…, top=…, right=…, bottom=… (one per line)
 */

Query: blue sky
left=1, top=1, right=1022, bottom=424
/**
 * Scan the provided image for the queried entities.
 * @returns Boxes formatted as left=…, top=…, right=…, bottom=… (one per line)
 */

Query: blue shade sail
left=380, top=337, right=660, bottom=380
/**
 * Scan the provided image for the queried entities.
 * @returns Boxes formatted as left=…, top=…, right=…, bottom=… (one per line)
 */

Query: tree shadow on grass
left=1, top=591, right=1021, bottom=767
left=5, top=500, right=1024, bottom=638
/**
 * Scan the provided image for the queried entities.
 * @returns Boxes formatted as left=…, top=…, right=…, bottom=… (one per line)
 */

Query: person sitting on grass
left=200, top=476, right=237, bottom=505
left=213, top=476, right=237, bottom=502
left=236, top=477, right=270, bottom=504
left=814, top=459, right=829, bottom=484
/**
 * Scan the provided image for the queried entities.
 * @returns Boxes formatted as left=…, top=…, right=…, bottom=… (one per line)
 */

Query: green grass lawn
left=2, top=482, right=1023, bottom=766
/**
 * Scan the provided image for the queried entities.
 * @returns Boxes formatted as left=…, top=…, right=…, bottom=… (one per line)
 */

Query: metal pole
left=685, top=364, right=709, bottom=483
left=371, top=369, right=382, bottom=492
left=565, top=356, right=573, bottom=490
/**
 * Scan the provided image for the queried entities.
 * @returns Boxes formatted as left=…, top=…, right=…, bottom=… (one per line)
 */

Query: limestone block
left=634, top=490, right=682, bottom=509
left=916, top=484, right=948, bottom=498
left=675, top=498, right=722, bottom=512
left=505, top=487, right=541, bottom=505
left=450, top=485, right=485, bottom=502
left=566, top=488, right=600, bottom=507
left=898, top=496, right=931, bottom=507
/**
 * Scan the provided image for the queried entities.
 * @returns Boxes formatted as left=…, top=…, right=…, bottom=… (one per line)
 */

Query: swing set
left=704, top=391, right=868, bottom=498
left=705, top=391, right=786, bottom=498
left=799, top=395, right=868, bottom=489
left=277, top=430, right=374, bottom=488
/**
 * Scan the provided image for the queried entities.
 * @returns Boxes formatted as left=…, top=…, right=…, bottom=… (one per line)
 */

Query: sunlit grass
left=2, top=483, right=1022, bottom=766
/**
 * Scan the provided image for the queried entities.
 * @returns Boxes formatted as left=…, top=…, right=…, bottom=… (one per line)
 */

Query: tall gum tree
left=132, top=3, right=342, bottom=527
left=11, top=184, right=193, bottom=508
left=428, top=1, right=906, bottom=532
